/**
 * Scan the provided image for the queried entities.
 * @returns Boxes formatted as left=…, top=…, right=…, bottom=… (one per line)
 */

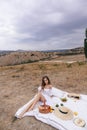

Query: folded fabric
left=15, top=87, right=87, bottom=130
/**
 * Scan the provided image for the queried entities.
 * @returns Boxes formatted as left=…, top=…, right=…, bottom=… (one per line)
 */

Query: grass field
left=0, top=54, right=87, bottom=130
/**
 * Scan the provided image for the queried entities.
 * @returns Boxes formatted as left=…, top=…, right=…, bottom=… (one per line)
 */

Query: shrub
left=66, top=63, right=72, bottom=68
left=38, top=64, right=46, bottom=70
left=77, top=61, right=85, bottom=66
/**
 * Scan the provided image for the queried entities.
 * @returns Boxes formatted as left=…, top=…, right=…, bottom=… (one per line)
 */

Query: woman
left=27, top=76, right=53, bottom=111
left=18, top=76, right=53, bottom=118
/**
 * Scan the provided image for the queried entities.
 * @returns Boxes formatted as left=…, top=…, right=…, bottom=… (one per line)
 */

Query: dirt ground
left=0, top=54, right=87, bottom=130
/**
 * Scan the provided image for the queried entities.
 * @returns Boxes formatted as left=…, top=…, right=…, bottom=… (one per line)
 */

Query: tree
left=84, top=28, right=87, bottom=60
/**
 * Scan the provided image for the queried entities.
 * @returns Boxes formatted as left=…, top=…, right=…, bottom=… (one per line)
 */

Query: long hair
left=41, top=76, right=51, bottom=89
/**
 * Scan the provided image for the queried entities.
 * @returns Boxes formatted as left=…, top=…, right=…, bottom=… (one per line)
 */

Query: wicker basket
left=39, top=105, right=51, bottom=114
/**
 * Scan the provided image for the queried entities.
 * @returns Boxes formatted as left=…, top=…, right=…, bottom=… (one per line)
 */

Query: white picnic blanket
left=15, top=87, right=87, bottom=130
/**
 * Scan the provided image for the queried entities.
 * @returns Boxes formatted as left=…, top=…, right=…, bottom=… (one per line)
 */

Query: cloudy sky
left=0, top=0, right=87, bottom=50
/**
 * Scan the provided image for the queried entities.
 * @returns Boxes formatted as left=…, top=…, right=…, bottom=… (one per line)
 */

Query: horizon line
left=0, top=46, right=84, bottom=52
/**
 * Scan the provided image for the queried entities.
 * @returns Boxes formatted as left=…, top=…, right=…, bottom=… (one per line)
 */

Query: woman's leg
left=18, top=100, right=34, bottom=119
left=27, top=92, right=46, bottom=111
left=18, top=93, right=46, bottom=118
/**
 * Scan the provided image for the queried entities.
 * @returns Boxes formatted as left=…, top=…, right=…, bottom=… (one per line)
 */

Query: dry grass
left=0, top=54, right=87, bottom=130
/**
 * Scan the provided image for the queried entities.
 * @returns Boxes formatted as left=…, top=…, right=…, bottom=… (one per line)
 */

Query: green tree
left=84, top=28, right=87, bottom=60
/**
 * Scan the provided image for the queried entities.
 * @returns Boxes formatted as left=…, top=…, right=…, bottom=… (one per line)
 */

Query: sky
left=0, top=0, right=87, bottom=51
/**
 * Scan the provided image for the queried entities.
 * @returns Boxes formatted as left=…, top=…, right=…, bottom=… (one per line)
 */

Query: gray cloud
left=0, top=0, right=87, bottom=50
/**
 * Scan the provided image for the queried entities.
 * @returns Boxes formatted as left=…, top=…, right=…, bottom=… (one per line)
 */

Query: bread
left=67, top=93, right=80, bottom=99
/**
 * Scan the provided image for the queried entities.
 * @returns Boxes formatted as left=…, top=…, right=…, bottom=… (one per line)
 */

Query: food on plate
left=60, top=97, right=67, bottom=102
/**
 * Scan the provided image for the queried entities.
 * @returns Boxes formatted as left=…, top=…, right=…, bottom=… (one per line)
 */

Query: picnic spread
left=15, top=87, right=87, bottom=130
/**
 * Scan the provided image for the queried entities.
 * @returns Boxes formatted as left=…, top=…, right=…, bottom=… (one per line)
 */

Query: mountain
left=41, top=49, right=68, bottom=52
left=0, top=50, right=15, bottom=55
left=42, top=47, right=84, bottom=53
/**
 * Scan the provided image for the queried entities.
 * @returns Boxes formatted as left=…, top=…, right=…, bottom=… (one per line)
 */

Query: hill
left=0, top=47, right=84, bottom=66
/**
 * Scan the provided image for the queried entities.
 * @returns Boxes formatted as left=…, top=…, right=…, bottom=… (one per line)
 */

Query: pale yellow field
left=0, top=54, right=87, bottom=130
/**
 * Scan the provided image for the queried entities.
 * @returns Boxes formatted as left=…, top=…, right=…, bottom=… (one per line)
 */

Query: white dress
left=38, top=86, right=64, bottom=106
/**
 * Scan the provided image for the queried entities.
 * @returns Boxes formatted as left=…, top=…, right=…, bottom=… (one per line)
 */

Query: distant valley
left=0, top=47, right=84, bottom=66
